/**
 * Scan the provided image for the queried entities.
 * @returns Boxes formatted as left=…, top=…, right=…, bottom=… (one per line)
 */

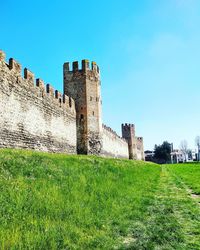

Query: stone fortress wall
left=0, top=50, right=144, bottom=160
left=0, top=51, right=77, bottom=153
left=102, top=124, right=129, bottom=158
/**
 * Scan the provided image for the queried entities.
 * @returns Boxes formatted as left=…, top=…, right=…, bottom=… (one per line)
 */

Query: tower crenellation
left=63, top=59, right=102, bottom=155
left=64, top=60, right=100, bottom=75
left=122, top=123, right=137, bottom=159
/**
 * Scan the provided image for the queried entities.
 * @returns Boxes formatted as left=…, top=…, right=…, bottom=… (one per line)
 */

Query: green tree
left=154, top=141, right=172, bottom=164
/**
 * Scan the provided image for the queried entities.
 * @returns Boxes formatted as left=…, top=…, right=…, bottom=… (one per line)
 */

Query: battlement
left=121, top=123, right=135, bottom=138
left=24, top=68, right=34, bottom=86
left=0, top=49, right=144, bottom=160
left=0, top=50, right=5, bottom=61
left=122, top=123, right=135, bottom=129
left=0, top=50, right=75, bottom=114
left=9, top=58, right=22, bottom=75
left=63, top=59, right=100, bottom=74
left=103, top=124, right=126, bottom=142
left=137, top=137, right=143, bottom=142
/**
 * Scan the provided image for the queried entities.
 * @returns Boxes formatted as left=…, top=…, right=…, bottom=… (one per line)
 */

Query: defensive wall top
left=102, top=124, right=127, bottom=142
left=122, top=123, right=135, bottom=129
left=0, top=50, right=75, bottom=113
left=63, top=60, right=100, bottom=74
left=137, top=137, right=143, bottom=142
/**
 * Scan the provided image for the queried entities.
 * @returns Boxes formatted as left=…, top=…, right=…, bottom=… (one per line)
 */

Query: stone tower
left=63, top=60, right=102, bottom=155
left=121, top=123, right=137, bottom=159
left=136, top=137, right=145, bottom=160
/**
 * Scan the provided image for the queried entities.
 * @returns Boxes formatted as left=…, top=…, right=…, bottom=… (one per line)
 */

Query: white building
left=171, top=149, right=196, bottom=163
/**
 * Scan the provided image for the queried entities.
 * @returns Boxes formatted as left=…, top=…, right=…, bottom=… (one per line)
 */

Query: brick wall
left=0, top=51, right=76, bottom=153
left=101, top=125, right=129, bottom=158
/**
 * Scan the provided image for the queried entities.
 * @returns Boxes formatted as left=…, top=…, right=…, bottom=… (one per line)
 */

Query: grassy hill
left=0, top=149, right=200, bottom=249
left=167, top=163, right=200, bottom=194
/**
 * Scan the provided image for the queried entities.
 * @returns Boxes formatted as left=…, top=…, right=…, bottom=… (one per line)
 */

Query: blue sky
left=1, top=0, right=200, bottom=150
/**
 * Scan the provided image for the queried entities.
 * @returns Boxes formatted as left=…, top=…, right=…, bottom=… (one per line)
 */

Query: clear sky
left=1, top=0, right=200, bottom=150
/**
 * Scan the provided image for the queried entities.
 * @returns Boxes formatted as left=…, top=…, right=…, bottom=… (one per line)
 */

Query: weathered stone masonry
left=0, top=50, right=144, bottom=160
left=63, top=60, right=102, bottom=155
left=0, top=51, right=76, bottom=153
left=102, top=125, right=129, bottom=158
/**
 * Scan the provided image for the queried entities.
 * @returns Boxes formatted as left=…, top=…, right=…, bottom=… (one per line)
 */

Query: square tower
left=122, top=123, right=137, bottom=159
left=63, top=60, right=102, bottom=155
left=136, top=137, right=145, bottom=160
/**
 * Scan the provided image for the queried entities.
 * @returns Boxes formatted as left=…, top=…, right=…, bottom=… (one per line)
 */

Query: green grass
left=0, top=149, right=200, bottom=249
left=167, top=163, right=200, bottom=194
left=0, top=149, right=160, bottom=249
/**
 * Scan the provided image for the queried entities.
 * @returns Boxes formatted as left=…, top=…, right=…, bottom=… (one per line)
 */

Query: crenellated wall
left=0, top=50, right=144, bottom=160
left=101, top=124, right=129, bottom=158
left=0, top=51, right=77, bottom=153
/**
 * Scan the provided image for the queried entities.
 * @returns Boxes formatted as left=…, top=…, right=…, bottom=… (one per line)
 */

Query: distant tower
left=122, top=123, right=137, bottom=159
left=136, top=137, right=145, bottom=160
left=63, top=60, right=102, bottom=155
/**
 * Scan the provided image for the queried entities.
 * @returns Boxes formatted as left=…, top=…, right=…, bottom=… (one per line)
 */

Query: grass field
left=167, top=163, right=200, bottom=194
left=0, top=149, right=200, bottom=249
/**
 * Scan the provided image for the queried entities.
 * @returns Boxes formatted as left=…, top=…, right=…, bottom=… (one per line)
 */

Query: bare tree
left=180, top=140, right=188, bottom=162
left=195, top=136, right=200, bottom=161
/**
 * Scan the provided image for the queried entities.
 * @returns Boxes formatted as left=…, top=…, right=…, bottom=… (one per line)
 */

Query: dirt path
left=167, top=166, right=200, bottom=205
left=186, top=188, right=200, bottom=204
left=164, top=165, right=200, bottom=249
left=120, top=165, right=200, bottom=249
